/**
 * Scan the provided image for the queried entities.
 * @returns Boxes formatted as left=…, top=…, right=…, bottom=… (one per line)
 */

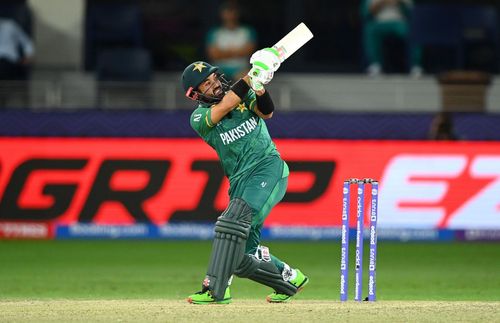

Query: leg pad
left=235, top=254, right=298, bottom=296
left=205, top=199, right=253, bottom=300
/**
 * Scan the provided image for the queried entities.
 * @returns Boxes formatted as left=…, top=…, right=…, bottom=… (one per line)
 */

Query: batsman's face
left=198, top=73, right=224, bottom=99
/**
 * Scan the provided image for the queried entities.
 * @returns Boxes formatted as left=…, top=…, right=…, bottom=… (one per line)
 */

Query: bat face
left=272, top=23, right=314, bottom=63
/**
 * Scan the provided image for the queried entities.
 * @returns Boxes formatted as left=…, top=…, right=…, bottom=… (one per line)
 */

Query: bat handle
left=272, top=45, right=287, bottom=63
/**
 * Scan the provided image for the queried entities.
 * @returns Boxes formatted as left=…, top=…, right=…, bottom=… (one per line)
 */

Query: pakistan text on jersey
left=219, top=117, right=258, bottom=145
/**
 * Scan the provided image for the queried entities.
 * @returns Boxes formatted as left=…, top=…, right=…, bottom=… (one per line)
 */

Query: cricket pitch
left=1, top=300, right=499, bottom=322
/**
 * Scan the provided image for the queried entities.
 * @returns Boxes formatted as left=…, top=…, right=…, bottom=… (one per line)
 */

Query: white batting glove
left=248, top=76, right=264, bottom=92
left=248, top=65, right=273, bottom=89
left=250, top=47, right=281, bottom=72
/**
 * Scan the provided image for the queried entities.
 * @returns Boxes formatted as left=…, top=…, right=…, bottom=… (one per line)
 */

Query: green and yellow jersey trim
left=205, top=106, right=215, bottom=127
left=248, top=97, right=257, bottom=112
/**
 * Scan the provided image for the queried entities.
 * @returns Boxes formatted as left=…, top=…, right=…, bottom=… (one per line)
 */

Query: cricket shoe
left=187, top=287, right=231, bottom=305
left=266, top=268, right=309, bottom=303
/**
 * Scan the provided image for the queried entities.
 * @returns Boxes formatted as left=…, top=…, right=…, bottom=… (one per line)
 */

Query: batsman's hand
left=248, top=47, right=280, bottom=89
left=248, top=65, right=273, bottom=91
left=250, top=47, right=281, bottom=72
left=248, top=76, right=264, bottom=92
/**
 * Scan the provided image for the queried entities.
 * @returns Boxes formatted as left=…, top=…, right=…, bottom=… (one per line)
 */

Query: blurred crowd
left=0, top=0, right=499, bottom=139
left=0, top=0, right=499, bottom=81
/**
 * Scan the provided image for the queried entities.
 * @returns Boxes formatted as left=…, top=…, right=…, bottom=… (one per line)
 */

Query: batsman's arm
left=253, top=88, right=274, bottom=119
left=232, top=75, right=274, bottom=119
left=209, top=76, right=272, bottom=124
left=209, top=75, right=253, bottom=124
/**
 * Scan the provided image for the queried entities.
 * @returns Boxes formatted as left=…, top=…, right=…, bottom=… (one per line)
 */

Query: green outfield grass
left=0, top=240, right=499, bottom=301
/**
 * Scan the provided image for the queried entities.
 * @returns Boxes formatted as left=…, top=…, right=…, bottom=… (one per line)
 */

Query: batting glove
left=248, top=64, right=273, bottom=90
left=248, top=76, right=264, bottom=92
left=250, top=47, right=281, bottom=72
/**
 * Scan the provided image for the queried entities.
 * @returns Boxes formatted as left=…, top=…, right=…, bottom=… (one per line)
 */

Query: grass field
left=1, top=241, right=499, bottom=322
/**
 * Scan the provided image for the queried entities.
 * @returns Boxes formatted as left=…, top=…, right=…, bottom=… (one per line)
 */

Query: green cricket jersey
left=190, top=90, right=280, bottom=182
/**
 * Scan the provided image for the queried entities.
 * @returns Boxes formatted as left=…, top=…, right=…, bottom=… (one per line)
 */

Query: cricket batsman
left=181, top=48, right=308, bottom=304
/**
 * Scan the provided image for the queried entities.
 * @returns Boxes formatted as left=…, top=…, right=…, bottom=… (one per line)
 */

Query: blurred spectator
left=428, top=112, right=457, bottom=140
left=361, top=0, right=422, bottom=77
left=205, top=1, right=257, bottom=80
left=0, top=17, right=34, bottom=81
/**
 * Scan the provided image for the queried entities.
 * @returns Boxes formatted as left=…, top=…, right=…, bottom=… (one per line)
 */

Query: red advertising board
left=0, top=138, right=499, bottom=229
left=0, top=221, right=53, bottom=239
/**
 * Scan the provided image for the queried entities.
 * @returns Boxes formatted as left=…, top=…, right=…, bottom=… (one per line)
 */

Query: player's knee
left=215, top=198, right=253, bottom=235
left=214, top=198, right=254, bottom=241
left=220, top=198, right=254, bottom=222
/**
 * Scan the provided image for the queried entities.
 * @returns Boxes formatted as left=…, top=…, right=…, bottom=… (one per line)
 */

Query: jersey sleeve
left=190, top=106, right=215, bottom=137
left=245, top=90, right=258, bottom=113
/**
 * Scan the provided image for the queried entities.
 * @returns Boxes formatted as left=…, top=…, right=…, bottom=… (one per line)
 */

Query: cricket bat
left=272, top=22, right=314, bottom=63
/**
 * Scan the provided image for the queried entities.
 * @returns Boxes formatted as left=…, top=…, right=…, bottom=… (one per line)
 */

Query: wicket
left=340, top=178, right=379, bottom=302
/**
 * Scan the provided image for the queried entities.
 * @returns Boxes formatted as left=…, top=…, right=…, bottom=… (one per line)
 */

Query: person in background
left=0, top=17, right=34, bottom=81
left=205, top=1, right=257, bottom=80
left=428, top=112, right=458, bottom=140
left=361, top=0, right=422, bottom=77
